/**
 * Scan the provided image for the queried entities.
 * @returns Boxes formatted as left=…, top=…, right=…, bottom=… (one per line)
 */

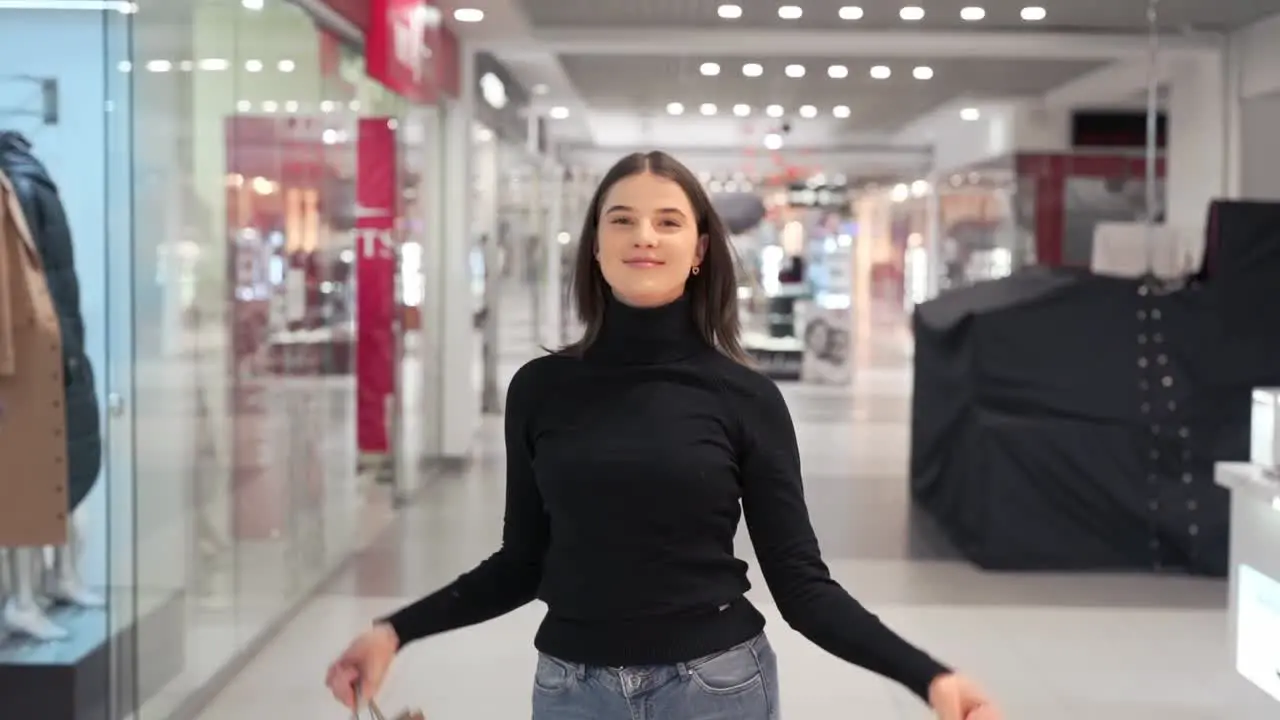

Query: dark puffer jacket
left=0, top=132, right=102, bottom=512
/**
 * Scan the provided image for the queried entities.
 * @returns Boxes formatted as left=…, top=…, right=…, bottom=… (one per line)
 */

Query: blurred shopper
left=326, top=151, right=1001, bottom=720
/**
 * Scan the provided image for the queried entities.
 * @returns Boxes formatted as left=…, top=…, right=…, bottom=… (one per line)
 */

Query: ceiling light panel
left=828, top=64, right=849, bottom=79
left=766, top=104, right=785, bottom=118
left=838, top=6, right=864, bottom=20
left=785, top=64, right=806, bottom=78
left=777, top=5, right=802, bottom=19
left=453, top=8, right=484, bottom=22
left=667, top=102, right=685, bottom=115
left=900, top=6, right=924, bottom=21
left=1021, top=6, right=1046, bottom=21
left=960, top=6, right=985, bottom=21
left=870, top=65, right=891, bottom=79
left=799, top=105, right=818, bottom=118
left=742, top=63, right=764, bottom=77
left=700, top=62, right=721, bottom=76
left=913, top=66, right=934, bottom=80
left=700, top=103, right=718, bottom=116
left=717, top=3, right=742, bottom=19
left=733, top=104, right=751, bottom=117
left=833, top=105, right=851, bottom=118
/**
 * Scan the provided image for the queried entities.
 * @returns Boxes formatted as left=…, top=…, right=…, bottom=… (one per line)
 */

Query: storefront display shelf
left=1216, top=462, right=1280, bottom=708
left=0, top=589, right=183, bottom=720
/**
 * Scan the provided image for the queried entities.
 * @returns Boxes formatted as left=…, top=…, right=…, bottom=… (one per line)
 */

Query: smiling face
left=595, top=172, right=707, bottom=308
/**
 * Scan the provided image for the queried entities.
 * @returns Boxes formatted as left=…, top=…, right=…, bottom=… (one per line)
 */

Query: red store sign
left=323, top=0, right=460, bottom=103
left=355, top=118, right=400, bottom=454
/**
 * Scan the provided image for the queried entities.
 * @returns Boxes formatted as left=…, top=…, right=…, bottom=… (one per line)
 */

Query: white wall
left=893, top=99, right=1069, bottom=174
left=1231, top=12, right=1280, bottom=199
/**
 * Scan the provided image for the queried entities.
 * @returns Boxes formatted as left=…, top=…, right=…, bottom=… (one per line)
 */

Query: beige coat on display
left=0, top=168, right=68, bottom=547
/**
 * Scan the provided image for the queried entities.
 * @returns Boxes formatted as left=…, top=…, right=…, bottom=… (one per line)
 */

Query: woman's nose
left=635, top=221, right=659, bottom=246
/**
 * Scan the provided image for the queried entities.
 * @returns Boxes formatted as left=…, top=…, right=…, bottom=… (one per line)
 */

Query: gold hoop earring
left=691, top=266, right=700, bottom=276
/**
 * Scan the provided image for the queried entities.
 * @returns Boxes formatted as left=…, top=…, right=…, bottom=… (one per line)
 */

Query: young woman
left=326, top=151, right=1002, bottom=720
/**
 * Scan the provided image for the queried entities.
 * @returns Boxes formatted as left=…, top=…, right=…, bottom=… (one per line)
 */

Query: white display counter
left=1216, top=461, right=1280, bottom=708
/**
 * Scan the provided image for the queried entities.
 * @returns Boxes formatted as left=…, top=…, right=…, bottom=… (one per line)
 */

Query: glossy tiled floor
left=193, top=299, right=1274, bottom=720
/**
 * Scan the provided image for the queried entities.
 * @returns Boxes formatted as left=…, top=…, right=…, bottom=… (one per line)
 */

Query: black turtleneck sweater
left=383, top=296, right=949, bottom=700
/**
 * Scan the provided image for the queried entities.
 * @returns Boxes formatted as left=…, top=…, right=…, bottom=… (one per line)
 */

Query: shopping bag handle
left=352, top=690, right=387, bottom=720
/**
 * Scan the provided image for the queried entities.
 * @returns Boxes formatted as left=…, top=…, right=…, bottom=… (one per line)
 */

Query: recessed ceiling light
left=960, top=107, right=981, bottom=121
left=828, top=64, right=849, bottom=79
left=146, top=60, right=172, bottom=73
left=453, top=8, right=484, bottom=22
left=549, top=106, right=570, bottom=119
left=236, top=100, right=251, bottom=112
left=766, top=104, right=785, bottom=118
left=277, top=59, right=296, bottom=72
left=799, top=105, right=818, bottom=118
left=1020, top=6, right=1046, bottom=21
left=700, top=103, right=718, bottom=116
left=700, top=62, right=721, bottom=76
left=838, top=6, right=864, bottom=20
left=199, top=58, right=230, bottom=71
left=900, top=6, right=925, bottom=21
left=870, top=65, right=891, bottom=79
left=284, top=101, right=299, bottom=113
left=742, top=62, right=764, bottom=77
left=785, top=64, right=806, bottom=78
left=667, top=102, right=685, bottom=115
left=913, top=66, right=934, bottom=80
left=717, top=4, right=743, bottom=19
left=262, top=101, right=278, bottom=112
left=733, top=104, right=751, bottom=117
left=764, top=132, right=784, bottom=150
left=245, top=59, right=263, bottom=72
left=960, top=6, right=985, bottom=21
left=532, top=84, right=549, bottom=95
left=778, top=5, right=802, bottom=19
left=833, top=105, right=851, bottom=118
left=241, top=0, right=263, bottom=9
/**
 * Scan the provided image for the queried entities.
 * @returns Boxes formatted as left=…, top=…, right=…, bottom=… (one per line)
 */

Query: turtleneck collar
left=585, top=293, right=710, bottom=365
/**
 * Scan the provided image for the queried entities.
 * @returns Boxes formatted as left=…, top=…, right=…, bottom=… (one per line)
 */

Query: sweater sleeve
left=381, top=360, right=551, bottom=647
left=733, top=374, right=950, bottom=701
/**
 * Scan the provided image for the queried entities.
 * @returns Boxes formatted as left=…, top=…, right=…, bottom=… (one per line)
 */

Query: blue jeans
left=531, top=633, right=780, bottom=720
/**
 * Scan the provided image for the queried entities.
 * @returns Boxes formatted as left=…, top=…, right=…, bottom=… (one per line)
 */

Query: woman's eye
left=661, top=220, right=681, bottom=227
left=610, top=217, right=633, bottom=225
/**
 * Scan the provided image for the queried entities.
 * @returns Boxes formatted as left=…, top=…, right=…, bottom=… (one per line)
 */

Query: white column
left=478, top=138, right=502, bottom=413
left=1165, top=50, right=1227, bottom=236
left=416, top=107, right=444, bottom=460
left=439, top=51, right=479, bottom=460
left=924, top=175, right=942, bottom=299
left=542, top=162, right=564, bottom=346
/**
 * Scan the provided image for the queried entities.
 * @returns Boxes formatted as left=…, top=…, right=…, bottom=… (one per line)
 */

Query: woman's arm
left=380, top=361, right=552, bottom=647
left=734, top=375, right=950, bottom=700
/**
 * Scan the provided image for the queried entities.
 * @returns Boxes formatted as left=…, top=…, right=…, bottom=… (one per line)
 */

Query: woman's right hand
left=325, top=622, right=401, bottom=709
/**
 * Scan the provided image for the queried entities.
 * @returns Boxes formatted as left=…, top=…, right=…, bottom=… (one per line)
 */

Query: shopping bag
left=352, top=695, right=425, bottom=720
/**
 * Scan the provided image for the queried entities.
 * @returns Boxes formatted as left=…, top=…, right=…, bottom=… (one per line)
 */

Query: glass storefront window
left=1, top=1, right=439, bottom=717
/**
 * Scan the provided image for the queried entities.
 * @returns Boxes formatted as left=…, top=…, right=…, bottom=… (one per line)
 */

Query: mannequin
left=0, top=132, right=104, bottom=639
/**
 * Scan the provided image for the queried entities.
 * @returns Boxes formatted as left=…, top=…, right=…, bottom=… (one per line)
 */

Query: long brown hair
left=560, top=151, right=748, bottom=363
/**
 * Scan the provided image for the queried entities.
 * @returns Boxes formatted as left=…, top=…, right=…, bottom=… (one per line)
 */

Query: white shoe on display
left=2, top=598, right=69, bottom=641
left=49, top=578, right=106, bottom=609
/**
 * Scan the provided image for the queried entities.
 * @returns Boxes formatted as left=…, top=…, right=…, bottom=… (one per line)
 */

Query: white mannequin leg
left=3, top=548, right=68, bottom=641
left=48, top=507, right=104, bottom=609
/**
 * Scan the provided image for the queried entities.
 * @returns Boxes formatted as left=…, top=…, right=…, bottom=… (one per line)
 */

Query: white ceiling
left=558, top=54, right=1103, bottom=133
left=519, top=0, right=1279, bottom=32
left=433, top=0, right=1270, bottom=174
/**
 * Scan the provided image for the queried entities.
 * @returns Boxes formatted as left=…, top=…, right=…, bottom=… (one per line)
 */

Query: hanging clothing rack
left=0, top=75, right=59, bottom=125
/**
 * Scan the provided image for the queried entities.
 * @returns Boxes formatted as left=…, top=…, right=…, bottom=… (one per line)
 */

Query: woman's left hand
left=927, top=673, right=1002, bottom=720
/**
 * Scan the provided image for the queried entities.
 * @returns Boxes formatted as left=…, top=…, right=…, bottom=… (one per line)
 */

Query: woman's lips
left=623, top=259, right=665, bottom=268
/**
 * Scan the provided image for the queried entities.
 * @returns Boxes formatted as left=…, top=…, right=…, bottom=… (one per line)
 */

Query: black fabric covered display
left=909, top=257, right=1280, bottom=576
left=0, top=132, right=102, bottom=512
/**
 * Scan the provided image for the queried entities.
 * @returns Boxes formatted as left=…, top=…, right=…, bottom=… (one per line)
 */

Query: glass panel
left=0, top=1, right=127, bottom=715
